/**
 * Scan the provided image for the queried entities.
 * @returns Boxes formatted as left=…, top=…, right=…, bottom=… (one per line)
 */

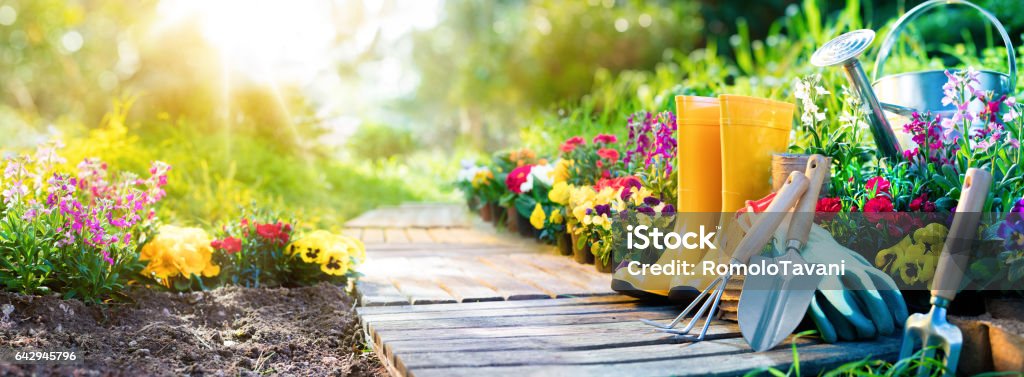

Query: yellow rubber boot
left=612, top=96, right=721, bottom=300
left=718, top=95, right=794, bottom=213
left=667, top=95, right=794, bottom=301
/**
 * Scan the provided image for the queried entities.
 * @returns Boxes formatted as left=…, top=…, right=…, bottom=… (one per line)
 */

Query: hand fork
left=899, top=168, right=991, bottom=376
left=641, top=171, right=809, bottom=341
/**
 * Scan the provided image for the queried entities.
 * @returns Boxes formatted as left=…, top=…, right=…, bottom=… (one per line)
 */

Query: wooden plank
left=357, top=295, right=636, bottom=316
left=397, top=336, right=776, bottom=370
left=432, top=274, right=504, bottom=303
left=341, top=227, right=362, bottom=240
left=446, top=258, right=552, bottom=301
left=479, top=255, right=595, bottom=297
left=366, top=305, right=684, bottom=332
left=385, top=228, right=411, bottom=244
left=380, top=321, right=740, bottom=353
left=404, top=228, right=434, bottom=243
left=507, top=253, right=612, bottom=294
left=361, top=228, right=385, bottom=244
left=357, top=278, right=410, bottom=307
left=408, top=337, right=901, bottom=377
left=361, top=300, right=676, bottom=322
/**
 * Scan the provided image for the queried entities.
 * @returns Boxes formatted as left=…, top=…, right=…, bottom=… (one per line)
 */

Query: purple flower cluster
left=44, top=159, right=171, bottom=265
left=998, top=198, right=1024, bottom=251
left=624, top=111, right=677, bottom=178
left=902, top=112, right=954, bottom=165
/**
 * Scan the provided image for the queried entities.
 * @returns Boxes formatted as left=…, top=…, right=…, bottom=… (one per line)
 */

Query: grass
left=45, top=98, right=457, bottom=231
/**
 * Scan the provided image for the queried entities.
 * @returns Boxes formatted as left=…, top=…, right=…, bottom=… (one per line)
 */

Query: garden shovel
left=738, top=154, right=829, bottom=352
left=900, top=167, right=991, bottom=377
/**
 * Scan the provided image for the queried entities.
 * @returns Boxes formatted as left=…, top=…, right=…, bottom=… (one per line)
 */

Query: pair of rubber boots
left=611, top=95, right=795, bottom=302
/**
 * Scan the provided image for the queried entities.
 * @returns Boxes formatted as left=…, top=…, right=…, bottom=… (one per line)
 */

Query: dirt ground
left=0, top=283, right=385, bottom=376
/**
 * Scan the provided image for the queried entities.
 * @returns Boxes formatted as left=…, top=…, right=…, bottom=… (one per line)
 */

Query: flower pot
left=479, top=201, right=493, bottom=222
left=516, top=212, right=535, bottom=238
left=571, top=231, right=593, bottom=264
left=556, top=231, right=572, bottom=256
left=488, top=203, right=502, bottom=226
left=772, top=153, right=832, bottom=195
left=505, top=205, right=519, bottom=234
left=595, top=255, right=613, bottom=273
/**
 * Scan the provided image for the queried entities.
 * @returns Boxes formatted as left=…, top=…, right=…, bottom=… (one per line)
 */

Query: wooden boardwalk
left=350, top=204, right=901, bottom=376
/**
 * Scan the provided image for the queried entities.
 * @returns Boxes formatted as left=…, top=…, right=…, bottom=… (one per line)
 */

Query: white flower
left=815, top=86, right=830, bottom=96
left=520, top=164, right=554, bottom=193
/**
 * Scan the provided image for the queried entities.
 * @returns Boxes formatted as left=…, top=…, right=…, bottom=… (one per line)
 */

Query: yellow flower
left=289, top=230, right=337, bottom=264
left=548, top=181, right=570, bottom=205
left=550, top=209, right=563, bottom=224
left=320, top=248, right=350, bottom=276
left=530, top=203, right=546, bottom=230
left=552, top=159, right=572, bottom=183
left=914, top=223, right=948, bottom=245
left=140, top=225, right=220, bottom=288
left=471, top=169, right=493, bottom=188
left=289, top=230, right=367, bottom=276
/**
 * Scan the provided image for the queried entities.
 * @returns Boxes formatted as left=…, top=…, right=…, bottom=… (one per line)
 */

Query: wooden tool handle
left=786, top=155, right=830, bottom=248
left=732, top=171, right=808, bottom=264
left=932, top=168, right=992, bottom=301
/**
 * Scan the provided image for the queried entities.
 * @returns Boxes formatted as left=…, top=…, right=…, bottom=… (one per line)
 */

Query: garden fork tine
left=641, top=172, right=808, bottom=341
left=899, top=168, right=990, bottom=377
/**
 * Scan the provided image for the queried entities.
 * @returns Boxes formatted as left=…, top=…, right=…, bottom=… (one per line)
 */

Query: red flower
left=213, top=236, right=243, bottom=254
left=865, top=177, right=891, bottom=196
left=863, top=196, right=894, bottom=223
left=815, top=197, right=842, bottom=221
left=254, top=222, right=291, bottom=245
left=560, top=136, right=585, bottom=153
left=597, top=148, right=620, bottom=162
left=910, top=193, right=936, bottom=212
left=593, top=134, right=618, bottom=144
left=505, top=165, right=533, bottom=194
left=594, top=176, right=641, bottom=191
left=816, top=197, right=843, bottom=213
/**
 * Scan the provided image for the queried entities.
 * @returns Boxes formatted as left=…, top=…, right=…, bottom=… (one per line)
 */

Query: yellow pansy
left=530, top=203, right=546, bottom=230
left=550, top=209, right=563, bottom=224
left=320, top=248, right=350, bottom=276
left=548, top=181, right=570, bottom=205
left=140, top=225, right=220, bottom=287
left=289, top=230, right=337, bottom=264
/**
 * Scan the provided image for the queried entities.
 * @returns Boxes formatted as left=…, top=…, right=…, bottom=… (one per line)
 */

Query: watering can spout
left=810, top=29, right=904, bottom=161
left=842, top=61, right=904, bottom=160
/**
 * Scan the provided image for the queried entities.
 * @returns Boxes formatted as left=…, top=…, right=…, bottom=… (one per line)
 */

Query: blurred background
left=0, top=0, right=1020, bottom=227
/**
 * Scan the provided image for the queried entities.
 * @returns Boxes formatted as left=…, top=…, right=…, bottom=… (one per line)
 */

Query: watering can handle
left=872, top=0, right=1017, bottom=90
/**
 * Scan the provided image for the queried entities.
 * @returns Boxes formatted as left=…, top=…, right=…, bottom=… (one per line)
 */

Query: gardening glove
left=771, top=223, right=909, bottom=343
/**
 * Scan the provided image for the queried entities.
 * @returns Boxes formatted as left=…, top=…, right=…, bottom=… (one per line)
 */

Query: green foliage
left=347, top=123, right=418, bottom=161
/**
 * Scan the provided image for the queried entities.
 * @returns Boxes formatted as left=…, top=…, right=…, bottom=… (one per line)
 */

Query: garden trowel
left=738, top=154, right=829, bottom=352
left=900, top=167, right=991, bottom=377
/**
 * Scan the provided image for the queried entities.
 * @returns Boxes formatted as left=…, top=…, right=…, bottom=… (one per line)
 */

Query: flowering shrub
left=206, top=208, right=365, bottom=288
left=209, top=209, right=296, bottom=287
left=0, top=141, right=169, bottom=302
left=623, top=111, right=678, bottom=204
left=559, top=134, right=621, bottom=186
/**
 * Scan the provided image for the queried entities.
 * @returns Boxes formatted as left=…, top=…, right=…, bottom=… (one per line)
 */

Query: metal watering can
left=812, top=0, right=1017, bottom=160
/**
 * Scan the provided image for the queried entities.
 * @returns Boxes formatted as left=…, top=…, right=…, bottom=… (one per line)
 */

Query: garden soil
left=0, top=283, right=384, bottom=376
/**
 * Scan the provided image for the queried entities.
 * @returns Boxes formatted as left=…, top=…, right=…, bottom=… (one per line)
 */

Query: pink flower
left=596, top=148, right=620, bottom=162
left=560, top=136, right=585, bottom=153
left=593, top=134, right=618, bottom=144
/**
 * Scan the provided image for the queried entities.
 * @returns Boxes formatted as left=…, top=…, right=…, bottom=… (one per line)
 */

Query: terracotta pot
left=556, top=231, right=572, bottom=256
left=505, top=205, right=519, bottom=233
left=595, top=255, right=613, bottom=273
left=488, top=203, right=502, bottom=226
left=571, top=231, right=593, bottom=264
left=516, top=212, right=535, bottom=238
left=479, top=201, right=494, bottom=222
